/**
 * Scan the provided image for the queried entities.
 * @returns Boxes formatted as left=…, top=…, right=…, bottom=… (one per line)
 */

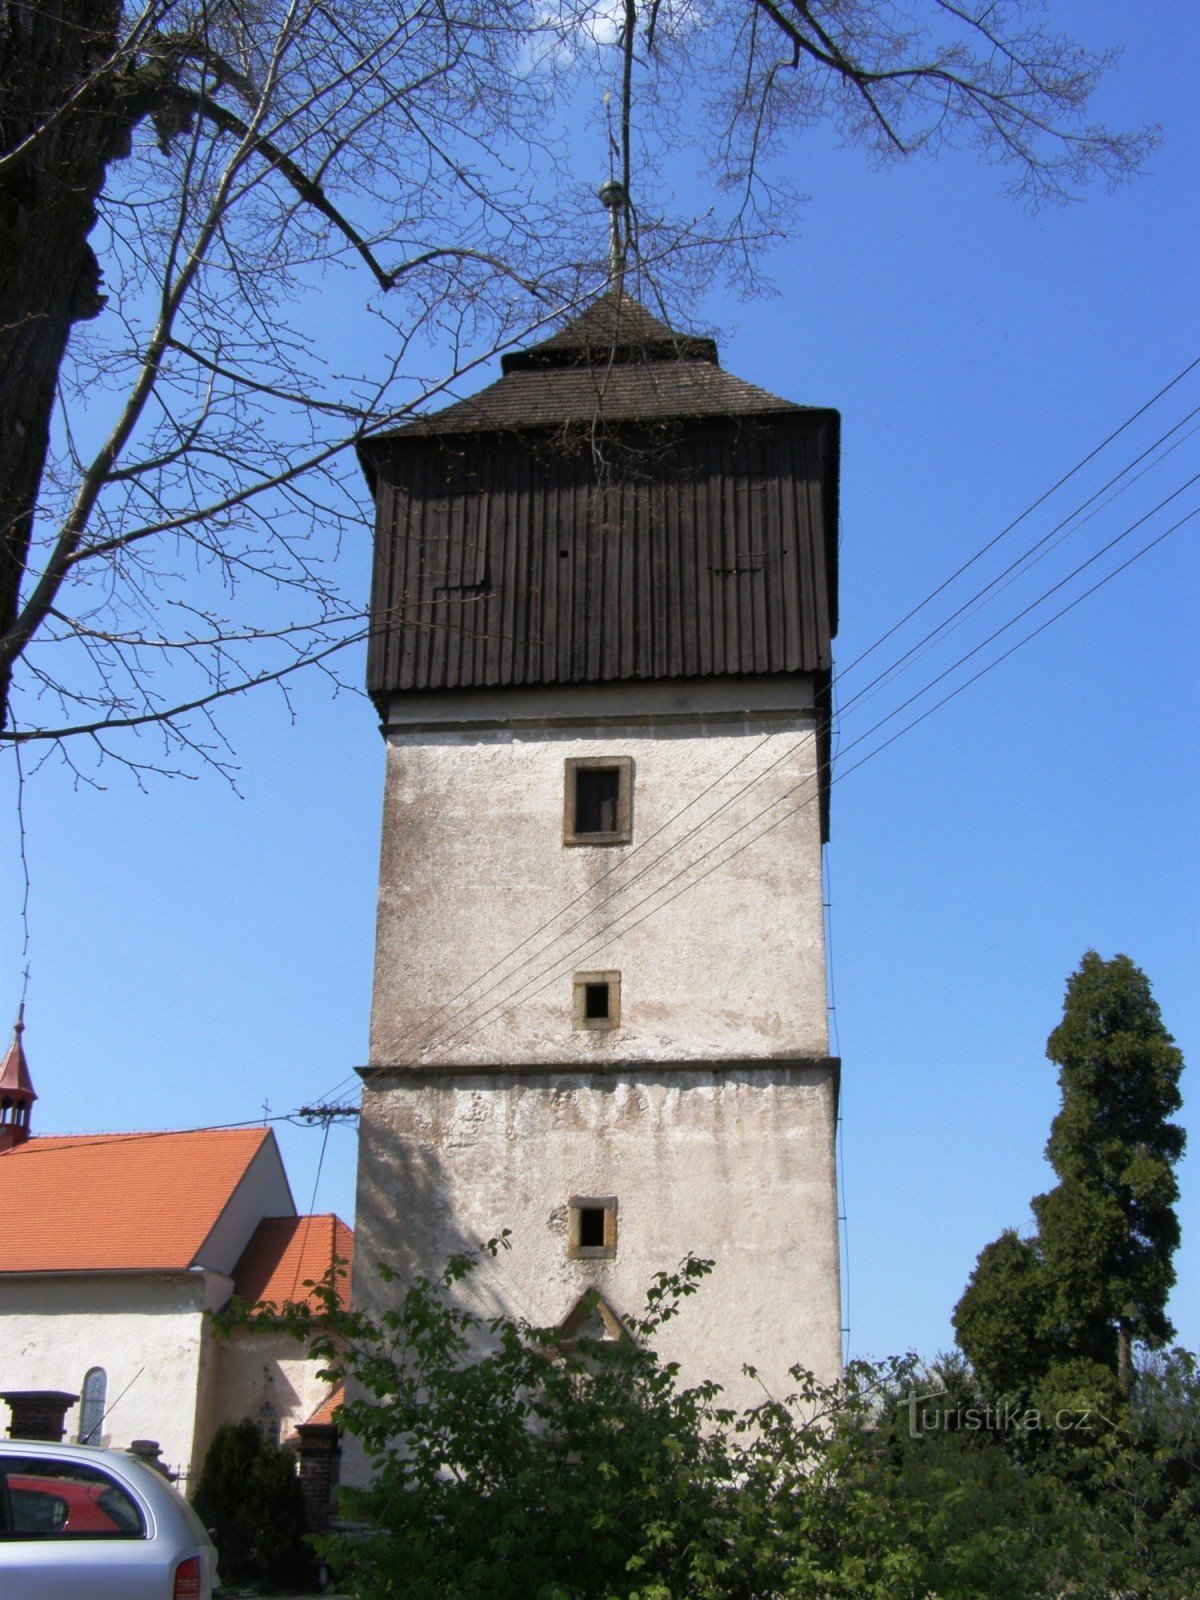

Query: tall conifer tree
left=955, top=953, right=1185, bottom=1395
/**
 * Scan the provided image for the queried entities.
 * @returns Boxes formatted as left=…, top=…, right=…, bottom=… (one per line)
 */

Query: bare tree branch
left=0, top=0, right=1156, bottom=774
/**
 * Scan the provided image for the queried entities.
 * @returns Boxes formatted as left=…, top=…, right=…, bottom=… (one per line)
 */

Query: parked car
left=0, top=1439, right=218, bottom=1599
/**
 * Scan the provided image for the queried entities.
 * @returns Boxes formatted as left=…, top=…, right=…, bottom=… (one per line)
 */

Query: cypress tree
left=956, top=953, right=1185, bottom=1395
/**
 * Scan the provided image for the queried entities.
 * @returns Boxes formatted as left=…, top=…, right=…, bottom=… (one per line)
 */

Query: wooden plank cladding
left=360, top=293, right=839, bottom=700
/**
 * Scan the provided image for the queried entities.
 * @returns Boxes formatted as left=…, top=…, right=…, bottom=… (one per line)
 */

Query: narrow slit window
left=569, top=1196, right=618, bottom=1259
left=564, top=757, right=633, bottom=845
left=574, top=971, right=620, bottom=1031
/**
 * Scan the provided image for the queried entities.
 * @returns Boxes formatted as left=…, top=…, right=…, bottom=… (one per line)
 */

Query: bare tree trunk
left=0, top=0, right=118, bottom=729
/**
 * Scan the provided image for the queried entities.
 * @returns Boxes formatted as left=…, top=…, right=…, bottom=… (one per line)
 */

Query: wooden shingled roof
left=361, top=290, right=839, bottom=715
left=368, top=292, right=814, bottom=437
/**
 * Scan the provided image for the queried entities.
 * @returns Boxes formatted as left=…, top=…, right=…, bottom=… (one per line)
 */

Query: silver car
left=0, top=1439, right=218, bottom=1599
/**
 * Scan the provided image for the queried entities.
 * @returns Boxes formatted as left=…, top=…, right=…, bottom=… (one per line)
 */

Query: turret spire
left=0, top=1004, right=36, bottom=1152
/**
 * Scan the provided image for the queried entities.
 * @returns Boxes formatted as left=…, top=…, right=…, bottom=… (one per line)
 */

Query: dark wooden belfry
left=359, top=291, right=840, bottom=830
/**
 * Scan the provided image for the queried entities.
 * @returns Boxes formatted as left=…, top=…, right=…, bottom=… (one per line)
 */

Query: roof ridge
left=0, top=1124, right=279, bottom=1275
left=6, top=1124, right=270, bottom=1145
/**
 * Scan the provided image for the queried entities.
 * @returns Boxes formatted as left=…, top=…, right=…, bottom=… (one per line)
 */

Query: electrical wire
left=310, top=363, right=1200, bottom=1099
left=839, top=354, right=1200, bottom=678
left=373, top=412, right=1200, bottom=1069
left=384, top=483, right=1198, bottom=1062
left=1, top=1116, right=293, bottom=1157
left=839, top=410, right=1200, bottom=717
left=287, top=1117, right=333, bottom=1305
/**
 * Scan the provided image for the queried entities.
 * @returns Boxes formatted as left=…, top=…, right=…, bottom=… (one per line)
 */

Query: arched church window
left=78, top=1366, right=107, bottom=1444
left=254, top=1399, right=281, bottom=1447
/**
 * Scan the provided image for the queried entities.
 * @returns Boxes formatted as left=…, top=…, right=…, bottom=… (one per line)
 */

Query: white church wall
left=193, top=1138, right=296, bottom=1277
left=0, top=1271, right=212, bottom=1482
left=211, top=1327, right=336, bottom=1446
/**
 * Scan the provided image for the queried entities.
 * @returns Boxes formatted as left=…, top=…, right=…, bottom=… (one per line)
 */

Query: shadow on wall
left=354, top=1093, right=509, bottom=1320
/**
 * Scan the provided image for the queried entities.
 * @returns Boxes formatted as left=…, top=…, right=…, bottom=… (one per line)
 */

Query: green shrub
left=193, top=1418, right=310, bottom=1592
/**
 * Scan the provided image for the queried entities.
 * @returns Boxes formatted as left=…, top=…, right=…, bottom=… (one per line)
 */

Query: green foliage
left=955, top=951, right=1185, bottom=1396
left=1044, top=951, right=1185, bottom=1357
left=191, top=1418, right=310, bottom=1592
left=265, top=1242, right=1200, bottom=1600
left=952, top=1230, right=1057, bottom=1398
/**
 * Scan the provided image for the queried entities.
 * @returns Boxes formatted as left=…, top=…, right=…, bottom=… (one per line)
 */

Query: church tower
left=354, top=290, right=841, bottom=1402
left=0, top=1008, right=35, bottom=1154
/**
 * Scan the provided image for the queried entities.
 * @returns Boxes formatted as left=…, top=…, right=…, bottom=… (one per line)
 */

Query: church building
left=353, top=288, right=841, bottom=1403
left=0, top=1018, right=352, bottom=1488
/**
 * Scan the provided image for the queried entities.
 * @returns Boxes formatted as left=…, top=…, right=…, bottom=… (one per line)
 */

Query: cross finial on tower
left=598, top=179, right=627, bottom=296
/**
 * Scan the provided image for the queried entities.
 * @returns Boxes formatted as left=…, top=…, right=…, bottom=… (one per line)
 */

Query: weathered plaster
left=353, top=672, right=841, bottom=1437
left=354, top=1064, right=841, bottom=1414
left=369, top=680, right=828, bottom=1071
left=0, top=1272, right=211, bottom=1481
left=210, top=1328, right=335, bottom=1445
left=352, top=668, right=838, bottom=1465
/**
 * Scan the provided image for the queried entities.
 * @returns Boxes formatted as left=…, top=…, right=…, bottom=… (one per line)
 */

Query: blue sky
left=2, top=0, right=1196, bottom=1365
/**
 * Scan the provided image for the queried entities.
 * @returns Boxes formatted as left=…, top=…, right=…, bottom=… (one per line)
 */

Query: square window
left=563, top=758, right=633, bottom=846
left=568, top=1196, right=618, bottom=1259
left=573, top=971, right=620, bottom=1031
left=584, top=983, right=610, bottom=1020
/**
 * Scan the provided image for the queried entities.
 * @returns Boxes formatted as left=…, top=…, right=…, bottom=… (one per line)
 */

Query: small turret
left=0, top=1006, right=36, bottom=1153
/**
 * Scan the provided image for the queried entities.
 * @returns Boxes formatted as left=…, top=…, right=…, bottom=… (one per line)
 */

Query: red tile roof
left=233, top=1214, right=353, bottom=1312
left=302, top=1386, right=345, bottom=1428
left=0, top=1127, right=274, bottom=1274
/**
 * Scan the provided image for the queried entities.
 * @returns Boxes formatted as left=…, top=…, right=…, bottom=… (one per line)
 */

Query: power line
left=839, top=353, right=1200, bottom=678
left=838, top=409, right=1200, bottom=718
left=1, top=1116, right=291, bottom=1157
left=311, top=362, right=1200, bottom=1097
left=287, top=1118, right=333, bottom=1305
left=382, top=483, right=1198, bottom=1064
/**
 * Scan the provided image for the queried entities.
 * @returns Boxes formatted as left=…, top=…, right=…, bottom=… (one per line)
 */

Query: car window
left=0, top=1458, right=146, bottom=1540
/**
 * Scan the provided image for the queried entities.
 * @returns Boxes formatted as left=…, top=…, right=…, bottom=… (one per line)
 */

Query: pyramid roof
left=373, top=291, right=809, bottom=438
left=0, top=1014, right=35, bottom=1104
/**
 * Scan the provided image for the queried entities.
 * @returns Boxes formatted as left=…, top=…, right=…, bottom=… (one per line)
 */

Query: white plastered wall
left=369, top=677, right=829, bottom=1070
left=0, top=1272, right=212, bottom=1483
left=193, top=1137, right=296, bottom=1276
left=353, top=675, right=841, bottom=1432
left=209, top=1328, right=335, bottom=1442
left=356, top=1063, right=840, bottom=1415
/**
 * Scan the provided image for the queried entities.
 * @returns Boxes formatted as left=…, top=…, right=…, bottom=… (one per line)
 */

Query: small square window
left=568, top=1196, right=618, bottom=1259
left=573, top=971, right=620, bottom=1031
left=564, top=758, right=633, bottom=845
